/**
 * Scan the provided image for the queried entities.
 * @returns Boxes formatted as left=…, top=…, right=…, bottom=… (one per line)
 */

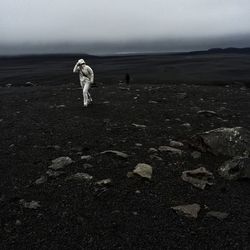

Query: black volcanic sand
left=1, top=81, right=250, bottom=249
left=1, top=52, right=250, bottom=86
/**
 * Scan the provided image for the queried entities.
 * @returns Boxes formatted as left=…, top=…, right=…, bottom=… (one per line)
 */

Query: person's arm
left=73, top=62, right=79, bottom=73
left=87, top=66, right=94, bottom=83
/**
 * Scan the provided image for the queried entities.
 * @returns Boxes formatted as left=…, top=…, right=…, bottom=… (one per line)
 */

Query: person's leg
left=83, top=80, right=91, bottom=107
left=80, top=80, right=85, bottom=105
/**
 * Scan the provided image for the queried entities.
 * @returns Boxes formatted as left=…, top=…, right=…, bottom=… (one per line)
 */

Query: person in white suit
left=73, top=59, right=94, bottom=107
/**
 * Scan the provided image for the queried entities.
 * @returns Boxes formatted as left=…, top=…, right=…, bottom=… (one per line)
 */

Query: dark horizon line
left=1, top=46, right=250, bottom=58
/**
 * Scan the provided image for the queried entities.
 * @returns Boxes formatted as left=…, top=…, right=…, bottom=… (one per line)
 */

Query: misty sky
left=1, top=0, right=250, bottom=54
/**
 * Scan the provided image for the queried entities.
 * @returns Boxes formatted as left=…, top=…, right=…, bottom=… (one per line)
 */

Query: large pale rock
left=190, top=127, right=250, bottom=157
left=133, top=163, right=153, bottom=179
left=219, top=156, right=250, bottom=180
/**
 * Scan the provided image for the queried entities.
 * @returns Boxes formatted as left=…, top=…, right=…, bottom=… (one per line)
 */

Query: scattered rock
left=133, top=163, right=153, bottom=179
left=100, top=150, right=129, bottom=159
left=127, top=171, right=135, bottom=178
left=47, top=145, right=61, bottom=150
left=15, top=220, right=22, bottom=226
left=191, top=151, right=201, bottom=159
left=132, top=123, right=147, bottom=128
left=149, top=154, right=163, bottom=161
left=219, top=156, right=250, bottom=180
left=56, top=104, right=66, bottom=108
left=169, top=140, right=184, bottom=148
left=34, top=175, right=47, bottom=185
left=20, top=200, right=40, bottom=209
left=176, top=92, right=188, bottom=99
left=181, top=167, right=214, bottom=190
left=135, top=143, right=142, bottom=147
left=148, top=148, right=158, bottom=154
left=206, top=211, right=229, bottom=220
left=81, top=155, right=92, bottom=161
left=25, top=82, right=35, bottom=87
left=197, top=110, right=218, bottom=117
left=158, top=146, right=182, bottom=156
left=149, top=100, right=158, bottom=104
left=96, top=178, right=112, bottom=185
left=190, top=127, right=250, bottom=157
left=46, top=169, right=65, bottom=177
left=83, top=163, right=94, bottom=169
left=48, top=156, right=73, bottom=170
left=172, top=203, right=201, bottom=218
left=181, top=123, right=191, bottom=128
left=67, top=173, right=93, bottom=181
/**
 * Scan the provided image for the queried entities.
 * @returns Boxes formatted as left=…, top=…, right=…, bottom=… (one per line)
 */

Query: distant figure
left=125, top=73, right=130, bottom=84
left=73, top=59, right=94, bottom=107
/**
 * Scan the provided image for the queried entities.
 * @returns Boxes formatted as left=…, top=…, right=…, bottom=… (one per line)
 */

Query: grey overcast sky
left=1, top=0, right=250, bottom=54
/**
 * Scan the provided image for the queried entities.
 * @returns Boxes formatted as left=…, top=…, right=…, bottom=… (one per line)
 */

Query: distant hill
left=180, top=47, right=250, bottom=55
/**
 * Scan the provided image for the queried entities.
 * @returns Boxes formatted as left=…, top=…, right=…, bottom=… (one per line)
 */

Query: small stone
left=207, top=211, right=229, bottom=220
left=81, top=155, right=92, bottom=161
left=48, top=156, right=73, bottom=170
left=47, top=145, right=61, bottom=150
left=135, top=190, right=141, bottom=194
left=181, top=167, right=214, bottom=190
left=46, top=169, right=65, bottom=177
left=100, top=150, right=128, bottom=159
left=132, top=212, right=138, bottom=216
left=197, top=110, right=217, bottom=117
left=34, top=175, right=47, bottom=185
left=135, top=143, right=142, bottom=147
left=132, top=123, right=147, bottom=128
left=181, top=123, right=191, bottom=128
left=15, top=220, right=22, bottom=226
left=133, top=163, right=153, bottom=179
left=96, top=178, right=112, bottom=185
left=67, top=172, right=93, bottom=181
left=148, top=148, right=158, bottom=154
left=191, top=151, right=201, bottom=159
left=20, top=200, right=40, bottom=209
left=56, top=105, right=66, bottom=108
left=83, top=163, right=93, bottom=169
left=158, top=146, right=182, bottom=156
left=169, top=140, right=184, bottom=148
left=149, top=155, right=163, bottom=161
left=127, top=171, right=135, bottom=178
left=172, top=204, right=201, bottom=218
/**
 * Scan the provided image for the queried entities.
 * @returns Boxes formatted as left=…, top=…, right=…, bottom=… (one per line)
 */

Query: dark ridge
left=176, top=47, right=250, bottom=55
left=0, top=53, right=100, bottom=59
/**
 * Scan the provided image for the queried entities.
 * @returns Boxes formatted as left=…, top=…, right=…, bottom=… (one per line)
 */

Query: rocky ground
left=1, top=81, right=250, bottom=249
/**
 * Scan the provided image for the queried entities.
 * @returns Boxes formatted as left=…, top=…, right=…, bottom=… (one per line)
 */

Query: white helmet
left=78, top=59, right=86, bottom=65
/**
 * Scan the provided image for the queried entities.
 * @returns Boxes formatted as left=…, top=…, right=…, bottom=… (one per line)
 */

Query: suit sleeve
left=87, top=66, right=94, bottom=83
left=73, top=63, right=79, bottom=73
